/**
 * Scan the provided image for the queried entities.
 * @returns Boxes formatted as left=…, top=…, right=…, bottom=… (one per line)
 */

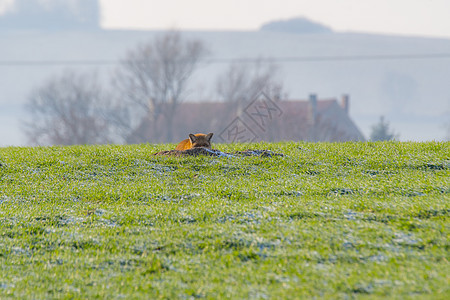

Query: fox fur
left=175, top=133, right=213, bottom=150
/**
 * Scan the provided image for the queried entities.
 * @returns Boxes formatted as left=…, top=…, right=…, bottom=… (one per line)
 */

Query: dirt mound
left=153, top=148, right=283, bottom=157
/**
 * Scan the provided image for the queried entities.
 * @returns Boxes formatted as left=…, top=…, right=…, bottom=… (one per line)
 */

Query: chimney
left=309, top=94, right=317, bottom=125
left=308, top=94, right=318, bottom=141
left=341, top=94, right=349, bottom=114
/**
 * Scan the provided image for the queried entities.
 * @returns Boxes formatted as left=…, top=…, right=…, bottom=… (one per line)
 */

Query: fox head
left=189, top=133, right=213, bottom=149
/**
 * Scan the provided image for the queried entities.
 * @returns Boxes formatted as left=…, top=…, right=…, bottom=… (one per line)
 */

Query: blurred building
left=135, top=94, right=365, bottom=143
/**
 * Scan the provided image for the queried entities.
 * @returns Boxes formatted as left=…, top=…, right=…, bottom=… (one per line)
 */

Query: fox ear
left=206, top=133, right=213, bottom=141
left=189, top=133, right=197, bottom=143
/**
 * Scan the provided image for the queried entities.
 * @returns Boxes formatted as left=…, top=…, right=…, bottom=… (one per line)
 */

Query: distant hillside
left=1, top=29, right=450, bottom=145
left=260, top=17, right=332, bottom=34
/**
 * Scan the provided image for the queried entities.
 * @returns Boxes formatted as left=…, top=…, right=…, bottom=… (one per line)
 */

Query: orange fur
left=175, top=133, right=213, bottom=150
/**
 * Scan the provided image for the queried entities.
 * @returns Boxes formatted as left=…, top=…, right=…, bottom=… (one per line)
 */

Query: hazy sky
left=0, top=0, right=449, bottom=38
left=98, top=0, right=450, bottom=38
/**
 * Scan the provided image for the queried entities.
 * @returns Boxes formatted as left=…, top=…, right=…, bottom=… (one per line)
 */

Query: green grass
left=0, top=142, right=449, bottom=299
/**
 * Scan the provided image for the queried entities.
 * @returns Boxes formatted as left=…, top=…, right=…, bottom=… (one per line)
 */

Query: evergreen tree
left=370, top=116, right=398, bottom=141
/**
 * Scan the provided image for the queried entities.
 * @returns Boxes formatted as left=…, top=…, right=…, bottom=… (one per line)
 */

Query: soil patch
left=153, top=148, right=284, bottom=157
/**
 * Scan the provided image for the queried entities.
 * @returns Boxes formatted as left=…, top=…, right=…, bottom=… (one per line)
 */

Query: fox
left=175, top=133, right=213, bottom=151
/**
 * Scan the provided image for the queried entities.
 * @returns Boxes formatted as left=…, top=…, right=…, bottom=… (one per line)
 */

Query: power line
left=0, top=60, right=114, bottom=66
left=207, top=53, right=450, bottom=63
left=1, top=53, right=450, bottom=66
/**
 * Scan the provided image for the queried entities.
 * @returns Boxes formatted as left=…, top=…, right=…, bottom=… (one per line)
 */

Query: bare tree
left=216, top=58, right=284, bottom=113
left=23, top=71, right=113, bottom=145
left=215, top=59, right=285, bottom=141
left=113, top=30, right=209, bottom=143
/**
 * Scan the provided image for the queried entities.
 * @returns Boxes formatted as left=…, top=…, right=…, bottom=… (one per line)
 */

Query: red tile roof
left=134, top=97, right=365, bottom=143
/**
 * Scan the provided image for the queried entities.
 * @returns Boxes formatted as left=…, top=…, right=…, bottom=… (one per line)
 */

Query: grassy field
left=0, top=142, right=449, bottom=299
